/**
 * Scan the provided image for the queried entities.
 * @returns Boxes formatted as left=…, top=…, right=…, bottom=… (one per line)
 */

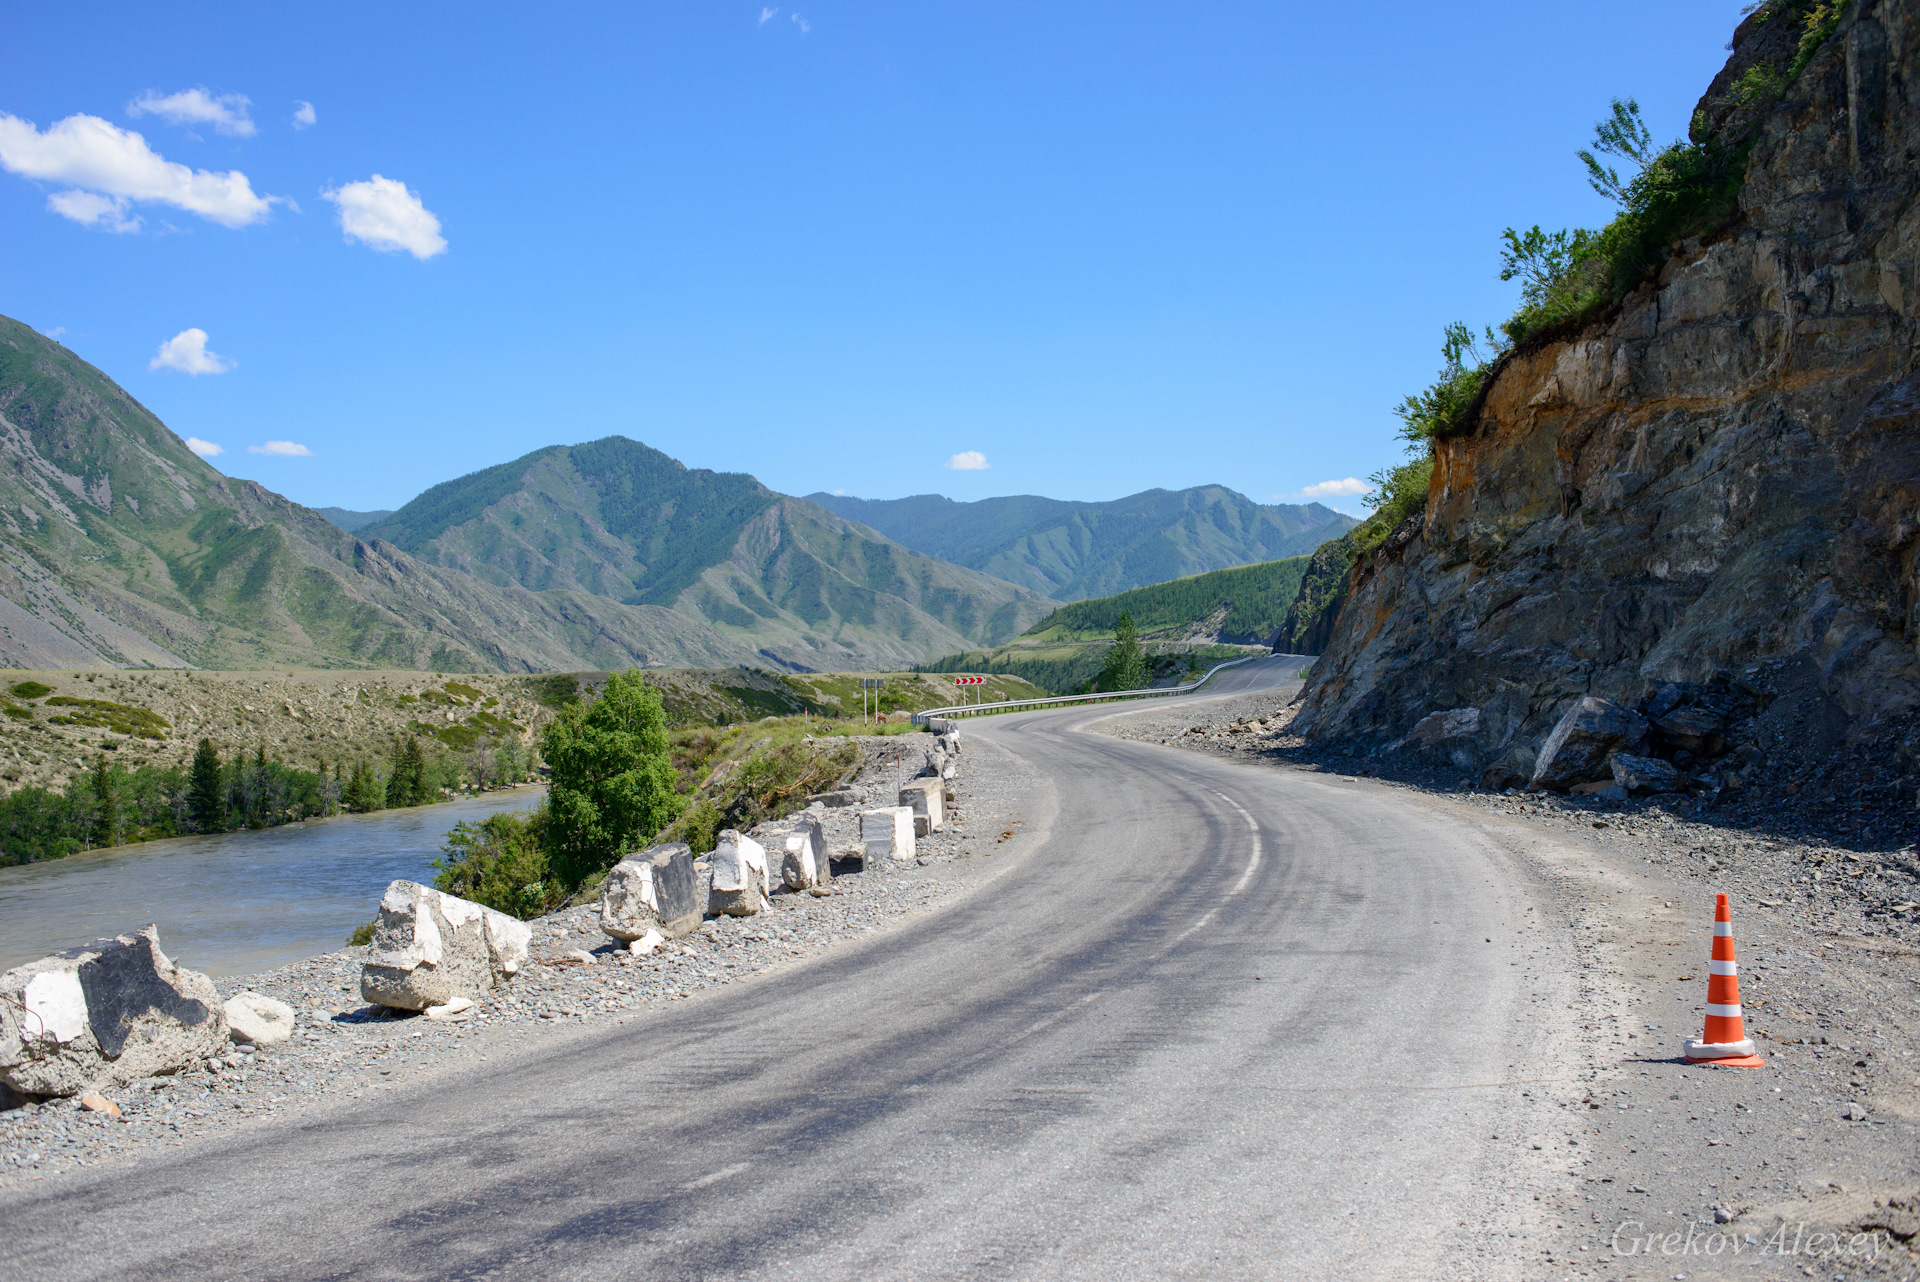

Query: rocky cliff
left=1293, top=0, right=1920, bottom=788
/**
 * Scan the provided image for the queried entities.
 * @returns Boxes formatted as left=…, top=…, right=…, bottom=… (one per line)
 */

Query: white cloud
left=758, top=6, right=777, bottom=24
left=247, top=440, right=313, bottom=457
left=830, top=487, right=849, bottom=496
left=42, top=326, right=64, bottom=340
left=0, top=112, right=276, bottom=230
left=291, top=101, right=317, bottom=130
left=184, top=437, right=224, bottom=458
left=945, top=451, right=990, bottom=471
left=1299, top=477, right=1368, bottom=499
left=127, top=88, right=256, bottom=137
left=46, top=188, right=142, bottom=232
left=791, top=12, right=811, bottom=32
left=149, top=328, right=234, bottom=375
left=323, top=175, right=446, bottom=259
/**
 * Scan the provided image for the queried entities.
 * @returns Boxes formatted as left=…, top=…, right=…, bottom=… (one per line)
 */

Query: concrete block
left=600, top=843, right=701, bottom=941
left=782, top=817, right=830, bottom=891
left=898, top=780, right=945, bottom=837
left=708, top=830, right=770, bottom=917
left=861, top=806, right=916, bottom=862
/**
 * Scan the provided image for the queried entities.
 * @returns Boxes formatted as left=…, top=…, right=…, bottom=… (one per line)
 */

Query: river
left=0, top=787, right=545, bottom=978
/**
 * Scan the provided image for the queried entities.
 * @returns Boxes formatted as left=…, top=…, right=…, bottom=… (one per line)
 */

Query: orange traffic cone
left=1683, top=893, right=1765, bottom=1067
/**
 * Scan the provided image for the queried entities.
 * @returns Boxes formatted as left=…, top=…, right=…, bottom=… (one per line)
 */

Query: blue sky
left=2, top=2, right=1748, bottom=518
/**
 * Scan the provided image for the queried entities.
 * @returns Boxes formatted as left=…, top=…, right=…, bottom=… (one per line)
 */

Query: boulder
left=1609, top=752, right=1684, bottom=795
left=0, top=925, right=229, bottom=1098
left=1406, top=707, right=1481, bottom=747
left=1651, top=706, right=1727, bottom=757
left=224, top=992, right=296, bottom=1045
left=1529, top=697, right=1649, bottom=791
left=781, top=817, right=830, bottom=891
left=861, top=806, right=916, bottom=862
left=806, top=790, right=860, bottom=808
left=600, top=843, right=701, bottom=941
left=899, top=779, right=945, bottom=836
left=708, top=830, right=770, bottom=917
left=359, top=881, right=532, bottom=1012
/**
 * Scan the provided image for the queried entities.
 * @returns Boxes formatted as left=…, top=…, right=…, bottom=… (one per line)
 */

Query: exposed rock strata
left=1295, top=0, right=1920, bottom=780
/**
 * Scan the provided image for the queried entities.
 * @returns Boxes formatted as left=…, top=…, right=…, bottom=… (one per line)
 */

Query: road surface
left=5, top=655, right=1578, bottom=1280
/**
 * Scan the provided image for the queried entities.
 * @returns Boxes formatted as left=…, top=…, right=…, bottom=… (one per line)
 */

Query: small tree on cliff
left=541, top=669, right=681, bottom=887
left=1096, top=612, right=1149, bottom=692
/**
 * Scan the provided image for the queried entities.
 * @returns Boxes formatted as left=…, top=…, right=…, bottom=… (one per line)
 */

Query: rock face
left=708, top=830, right=770, bottom=916
left=359, top=882, right=532, bottom=1011
left=0, top=926, right=228, bottom=1097
left=781, top=818, right=830, bottom=891
left=1293, top=0, right=1920, bottom=765
left=600, top=843, right=701, bottom=940
left=224, top=992, right=296, bottom=1045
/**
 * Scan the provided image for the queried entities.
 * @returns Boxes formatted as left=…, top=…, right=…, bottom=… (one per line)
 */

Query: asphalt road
left=6, top=655, right=1580, bottom=1280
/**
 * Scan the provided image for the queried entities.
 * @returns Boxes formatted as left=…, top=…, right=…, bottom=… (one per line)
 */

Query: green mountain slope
left=807, top=487, right=1356, bottom=601
left=359, top=437, right=1058, bottom=671
left=1021, top=555, right=1311, bottom=646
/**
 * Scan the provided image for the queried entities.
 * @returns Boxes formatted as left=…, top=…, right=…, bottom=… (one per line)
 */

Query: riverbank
left=1095, top=691, right=1920, bottom=1268
left=0, top=784, right=548, bottom=977
left=0, top=730, right=1042, bottom=1191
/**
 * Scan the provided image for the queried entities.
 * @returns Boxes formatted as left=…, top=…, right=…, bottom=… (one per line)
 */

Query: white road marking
left=681, top=1162, right=752, bottom=1190
left=1173, top=792, right=1264, bottom=943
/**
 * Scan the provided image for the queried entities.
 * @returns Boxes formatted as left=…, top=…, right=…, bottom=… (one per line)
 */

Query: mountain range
left=806, top=489, right=1354, bottom=601
left=0, top=311, right=1351, bottom=673
left=0, top=316, right=1050, bottom=672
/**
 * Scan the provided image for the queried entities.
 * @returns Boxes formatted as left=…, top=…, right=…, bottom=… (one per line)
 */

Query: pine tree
left=90, top=754, right=118, bottom=848
left=188, top=738, right=224, bottom=832
left=344, top=760, right=385, bottom=813
left=1096, top=611, right=1149, bottom=691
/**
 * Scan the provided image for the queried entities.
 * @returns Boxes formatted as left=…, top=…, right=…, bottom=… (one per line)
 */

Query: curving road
left=5, top=656, right=1579, bottom=1280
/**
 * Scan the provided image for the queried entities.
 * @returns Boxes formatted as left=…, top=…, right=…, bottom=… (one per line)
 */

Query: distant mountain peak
left=806, top=485, right=1356, bottom=601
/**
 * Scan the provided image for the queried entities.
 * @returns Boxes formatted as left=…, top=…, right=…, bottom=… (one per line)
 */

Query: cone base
left=1685, top=1054, right=1766, bottom=1067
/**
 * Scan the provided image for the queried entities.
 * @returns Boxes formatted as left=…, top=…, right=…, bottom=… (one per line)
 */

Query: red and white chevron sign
left=953, top=676, right=985, bottom=685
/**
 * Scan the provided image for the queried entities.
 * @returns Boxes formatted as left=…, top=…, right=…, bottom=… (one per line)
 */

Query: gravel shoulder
left=1096, top=687, right=1920, bottom=1278
left=0, top=731, right=1044, bottom=1194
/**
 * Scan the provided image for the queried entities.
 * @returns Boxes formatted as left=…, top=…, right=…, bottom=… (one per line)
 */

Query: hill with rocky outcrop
left=1290, top=0, right=1920, bottom=800
left=808, top=486, right=1354, bottom=601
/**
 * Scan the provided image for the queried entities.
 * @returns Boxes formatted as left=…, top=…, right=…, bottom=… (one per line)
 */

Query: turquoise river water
left=0, top=786, right=545, bottom=978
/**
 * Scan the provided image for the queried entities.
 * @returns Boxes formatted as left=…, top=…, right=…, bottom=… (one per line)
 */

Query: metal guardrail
left=911, top=654, right=1267, bottom=726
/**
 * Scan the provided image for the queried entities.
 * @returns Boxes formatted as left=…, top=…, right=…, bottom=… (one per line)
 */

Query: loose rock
left=359, top=881, right=532, bottom=1012
left=0, top=925, right=228, bottom=1097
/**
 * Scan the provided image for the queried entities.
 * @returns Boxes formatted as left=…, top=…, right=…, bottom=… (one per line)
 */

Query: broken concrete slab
left=359, top=882, right=533, bottom=1012
left=600, top=843, right=701, bottom=941
left=0, top=925, right=228, bottom=1098
left=709, top=830, right=770, bottom=916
